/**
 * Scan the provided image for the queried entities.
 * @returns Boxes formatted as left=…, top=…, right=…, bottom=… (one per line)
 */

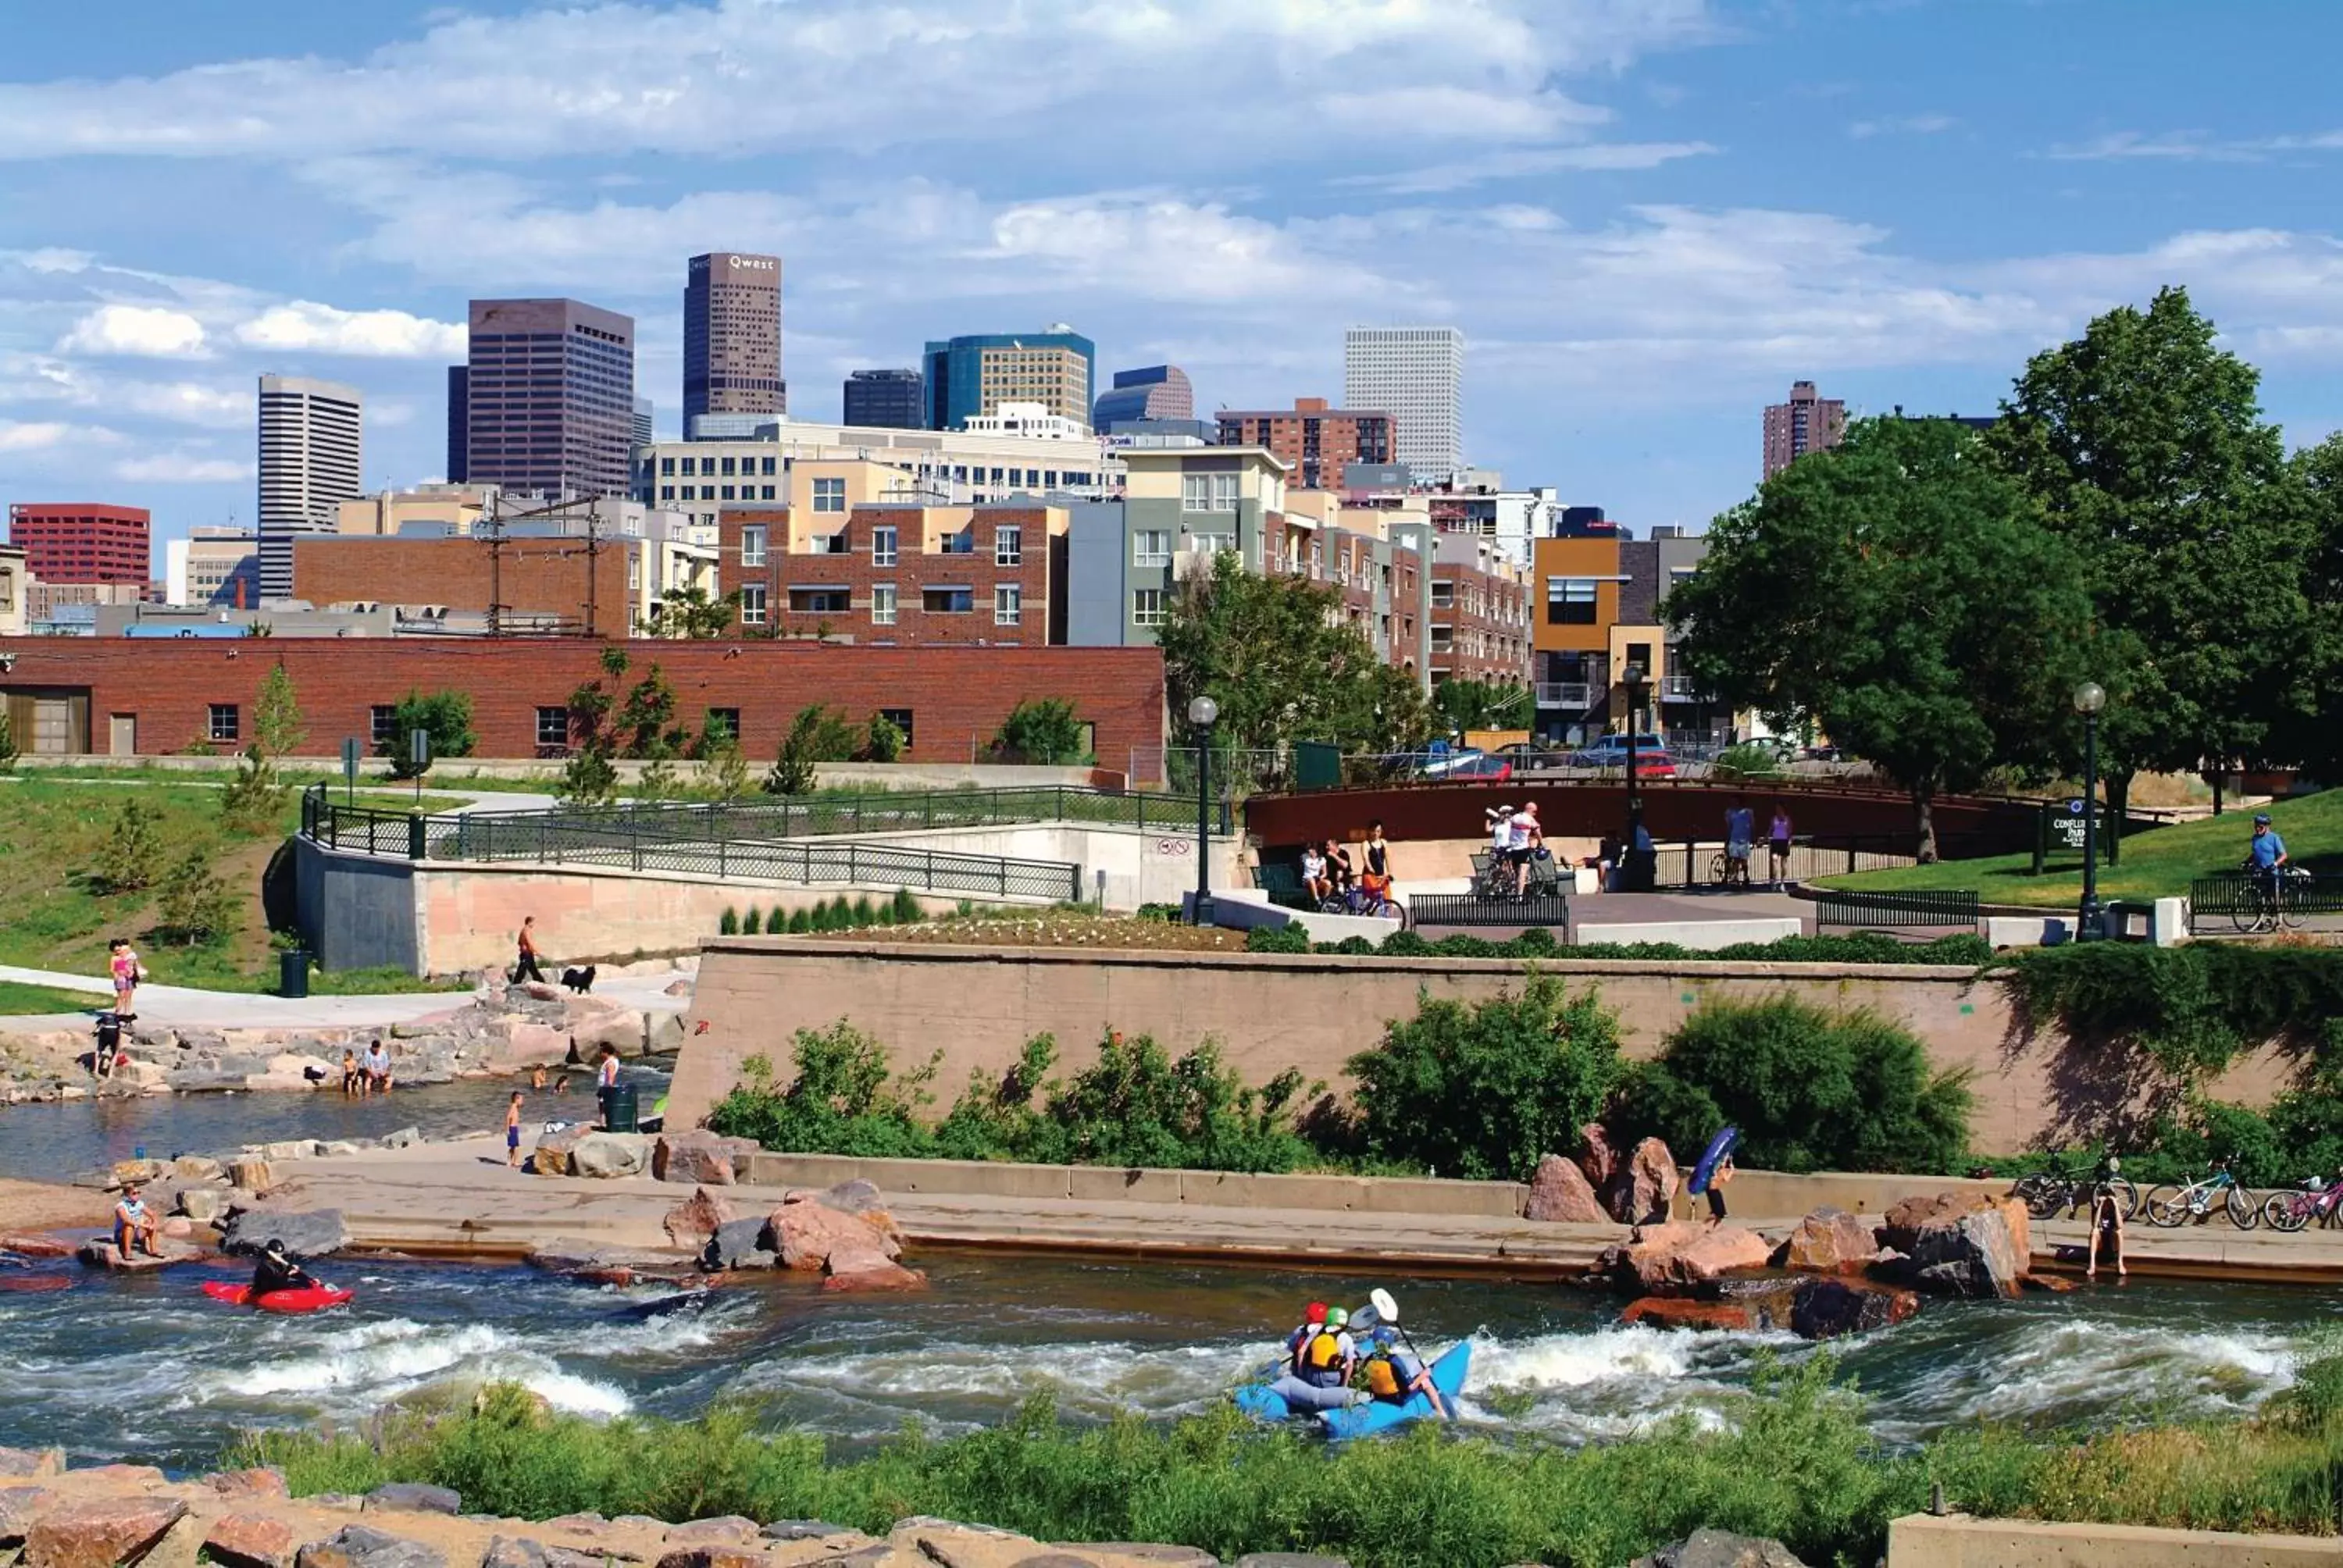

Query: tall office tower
left=463, top=298, right=636, bottom=500
left=924, top=326, right=1095, bottom=430
left=444, top=365, right=469, bottom=482
left=842, top=368, right=926, bottom=429
left=1762, top=380, right=1846, bottom=479
left=1343, top=326, right=1464, bottom=480
left=1091, top=365, right=1193, bottom=430
left=5, top=502, right=152, bottom=584
left=255, top=374, right=362, bottom=601
left=633, top=396, right=654, bottom=450
left=683, top=251, right=783, bottom=427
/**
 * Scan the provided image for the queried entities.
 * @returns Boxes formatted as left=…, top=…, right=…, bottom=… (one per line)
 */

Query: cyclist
left=1510, top=802, right=1543, bottom=896
left=2247, top=812, right=2290, bottom=903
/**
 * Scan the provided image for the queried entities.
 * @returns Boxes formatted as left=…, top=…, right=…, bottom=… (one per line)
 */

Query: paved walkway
left=0, top=962, right=694, bottom=1031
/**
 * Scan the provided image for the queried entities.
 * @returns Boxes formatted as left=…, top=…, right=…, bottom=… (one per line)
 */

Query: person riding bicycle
left=2247, top=813, right=2289, bottom=896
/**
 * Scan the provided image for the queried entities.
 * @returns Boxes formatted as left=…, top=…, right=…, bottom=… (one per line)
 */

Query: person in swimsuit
left=505, top=1091, right=526, bottom=1167
left=112, top=1184, right=162, bottom=1259
left=595, top=1044, right=622, bottom=1127
left=1360, top=821, right=1394, bottom=900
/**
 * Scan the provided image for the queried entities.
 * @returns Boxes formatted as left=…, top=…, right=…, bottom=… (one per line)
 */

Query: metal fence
left=2189, top=872, right=2343, bottom=934
left=1814, top=888, right=1981, bottom=931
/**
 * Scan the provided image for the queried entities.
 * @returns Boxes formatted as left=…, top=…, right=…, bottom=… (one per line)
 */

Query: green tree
left=0, top=707, right=18, bottom=775
left=558, top=647, right=629, bottom=807
left=383, top=690, right=476, bottom=779
left=696, top=713, right=752, bottom=800
left=2287, top=433, right=2343, bottom=782
left=1157, top=554, right=1432, bottom=771
left=762, top=704, right=858, bottom=796
left=861, top=711, right=905, bottom=763
left=254, top=662, right=305, bottom=759
left=154, top=844, right=238, bottom=946
left=1432, top=678, right=1531, bottom=736
left=219, top=662, right=304, bottom=833
left=614, top=661, right=688, bottom=760
left=643, top=584, right=742, bottom=639
left=1986, top=287, right=2313, bottom=828
left=992, top=697, right=1089, bottom=764
left=1670, top=416, right=2094, bottom=860
left=93, top=799, right=166, bottom=893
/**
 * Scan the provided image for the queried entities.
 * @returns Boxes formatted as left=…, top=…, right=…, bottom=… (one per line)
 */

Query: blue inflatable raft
left=1232, top=1342, right=1471, bottom=1438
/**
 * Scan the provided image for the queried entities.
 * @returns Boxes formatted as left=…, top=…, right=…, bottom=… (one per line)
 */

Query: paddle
left=1370, top=1288, right=1453, bottom=1423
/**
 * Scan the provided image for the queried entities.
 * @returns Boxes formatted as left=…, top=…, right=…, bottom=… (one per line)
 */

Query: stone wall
left=666, top=940, right=2295, bottom=1155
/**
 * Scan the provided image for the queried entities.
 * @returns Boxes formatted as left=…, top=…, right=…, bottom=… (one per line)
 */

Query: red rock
left=651, top=1134, right=736, bottom=1187
left=1621, top=1296, right=1755, bottom=1331
left=767, top=1199, right=900, bottom=1271
left=204, top=1514, right=298, bottom=1568
left=206, top=1470, right=290, bottom=1500
left=1578, top=1123, right=1617, bottom=1192
left=0, top=1236, right=76, bottom=1260
left=651, top=1550, right=763, bottom=1568
left=1607, top=1137, right=1678, bottom=1224
left=0, top=1449, right=61, bottom=1479
left=819, top=1245, right=928, bottom=1292
left=1880, top=1195, right=2031, bottom=1300
left=24, top=1495, right=188, bottom=1568
left=2, top=1486, right=52, bottom=1545
left=0, top=1276, right=73, bottom=1293
left=1525, top=1153, right=1611, bottom=1224
left=1787, top=1277, right=1920, bottom=1339
left=2020, top=1274, right=2077, bottom=1293
left=1777, top=1207, right=1882, bottom=1274
left=661, top=1188, right=736, bottom=1250
left=1616, top=1221, right=1772, bottom=1293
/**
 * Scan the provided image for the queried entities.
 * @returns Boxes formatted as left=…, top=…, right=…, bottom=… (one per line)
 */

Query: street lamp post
left=2074, top=680, right=2106, bottom=940
left=1621, top=662, right=1648, bottom=892
left=1188, top=695, right=1219, bottom=923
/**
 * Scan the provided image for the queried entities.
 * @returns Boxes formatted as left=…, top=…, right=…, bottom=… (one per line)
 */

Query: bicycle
left=1708, top=846, right=1754, bottom=889
left=2260, top=1175, right=2343, bottom=1233
left=2012, top=1154, right=2138, bottom=1221
left=1320, top=882, right=1403, bottom=920
left=2145, top=1159, right=2259, bottom=1229
left=2235, top=863, right=2313, bottom=935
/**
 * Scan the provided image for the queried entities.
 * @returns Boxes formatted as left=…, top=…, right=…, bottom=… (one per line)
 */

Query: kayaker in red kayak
left=251, top=1239, right=327, bottom=1303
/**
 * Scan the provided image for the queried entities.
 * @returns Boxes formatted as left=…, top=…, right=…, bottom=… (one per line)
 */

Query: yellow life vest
left=1363, top=1355, right=1401, bottom=1399
left=1302, top=1330, right=1346, bottom=1372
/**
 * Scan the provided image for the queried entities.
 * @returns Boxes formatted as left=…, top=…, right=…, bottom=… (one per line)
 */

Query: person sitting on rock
left=251, top=1238, right=319, bottom=1301
left=112, top=1183, right=162, bottom=1259
left=1359, top=1324, right=1446, bottom=1419
left=1267, top=1304, right=1360, bottom=1412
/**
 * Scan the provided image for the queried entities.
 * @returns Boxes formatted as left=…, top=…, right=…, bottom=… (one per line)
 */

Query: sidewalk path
left=0, top=961, right=693, bottom=1031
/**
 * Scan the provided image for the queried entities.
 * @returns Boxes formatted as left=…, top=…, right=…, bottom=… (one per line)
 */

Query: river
left=0, top=1087, right=2328, bottom=1474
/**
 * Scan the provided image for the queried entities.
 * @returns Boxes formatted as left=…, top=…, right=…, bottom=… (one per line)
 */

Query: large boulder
left=766, top=1196, right=901, bottom=1271
left=703, top=1217, right=777, bottom=1271
left=0, top=1448, right=62, bottom=1478
left=1774, top=1208, right=1883, bottom=1275
left=77, top=1238, right=202, bottom=1270
left=662, top=1188, right=737, bottom=1250
left=0, top=1486, right=49, bottom=1547
left=1788, top=1277, right=1920, bottom=1341
left=221, top=1208, right=348, bottom=1260
left=1632, top=1530, right=1810, bottom=1568
left=1878, top=1194, right=2030, bottom=1299
left=821, top=1244, right=928, bottom=1292
left=1636, top=1275, right=1920, bottom=1342
left=23, top=1495, right=188, bottom=1568
left=294, top=1526, right=447, bottom=1568
left=651, top=1132, right=739, bottom=1186
left=203, top=1515, right=299, bottom=1568
left=1605, top=1221, right=1771, bottom=1294
left=1621, top=1296, right=1756, bottom=1332
left=362, top=1484, right=459, bottom=1516
left=1606, top=1137, right=1678, bottom=1224
left=226, top=1156, right=276, bottom=1194
left=531, top=1126, right=590, bottom=1176
left=568, top=1134, right=650, bottom=1180
left=1524, top=1153, right=1611, bottom=1224
left=1578, top=1122, right=1618, bottom=1192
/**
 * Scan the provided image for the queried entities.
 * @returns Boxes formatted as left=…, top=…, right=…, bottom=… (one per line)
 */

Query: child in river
left=505, top=1091, right=526, bottom=1167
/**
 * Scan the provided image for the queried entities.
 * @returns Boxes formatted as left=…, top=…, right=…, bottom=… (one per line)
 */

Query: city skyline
left=3, top=1, right=2342, bottom=554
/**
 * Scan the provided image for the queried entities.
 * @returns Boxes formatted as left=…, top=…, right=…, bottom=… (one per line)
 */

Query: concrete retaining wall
left=668, top=940, right=2294, bottom=1155
left=1888, top=1515, right=2343, bottom=1566
left=829, top=821, right=1240, bottom=911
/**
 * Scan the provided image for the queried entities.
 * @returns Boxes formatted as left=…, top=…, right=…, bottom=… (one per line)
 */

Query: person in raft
left=1359, top=1324, right=1447, bottom=1418
left=250, top=1238, right=323, bottom=1301
left=1285, top=1300, right=1329, bottom=1365
left=1268, top=1304, right=1361, bottom=1411
left=112, top=1182, right=163, bottom=1259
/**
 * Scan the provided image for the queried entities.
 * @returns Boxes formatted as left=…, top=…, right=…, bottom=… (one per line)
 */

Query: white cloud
left=2049, top=128, right=2343, bottom=162
left=113, top=451, right=254, bottom=483
left=1849, top=114, right=1956, bottom=139
left=0, top=418, right=125, bottom=451
left=234, top=301, right=463, bottom=358
left=56, top=303, right=209, bottom=358
left=1337, top=141, right=1719, bottom=194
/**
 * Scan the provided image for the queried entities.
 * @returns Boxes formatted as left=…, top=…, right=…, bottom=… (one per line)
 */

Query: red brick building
left=0, top=639, right=1164, bottom=768
left=1214, top=398, right=1395, bottom=490
left=6, top=503, right=152, bottom=585
left=292, top=533, right=640, bottom=636
left=1430, top=535, right=1532, bottom=685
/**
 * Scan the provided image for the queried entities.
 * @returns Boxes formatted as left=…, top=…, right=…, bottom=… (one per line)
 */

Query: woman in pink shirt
left=108, top=938, right=143, bottom=1021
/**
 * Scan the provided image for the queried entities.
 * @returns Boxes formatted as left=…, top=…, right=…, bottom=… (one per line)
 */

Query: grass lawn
left=1817, top=786, right=2343, bottom=907
left=0, top=978, right=106, bottom=1015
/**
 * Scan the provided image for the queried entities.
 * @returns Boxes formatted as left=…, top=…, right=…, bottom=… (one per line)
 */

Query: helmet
left=263, top=1238, right=287, bottom=1256
left=1302, top=1301, right=1328, bottom=1326
left=2256, top=813, right=2273, bottom=825
left=1374, top=1325, right=1400, bottom=1347
left=2105, top=1156, right=2120, bottom=1174
left=1324, top=1306, right=1349, bottom=1329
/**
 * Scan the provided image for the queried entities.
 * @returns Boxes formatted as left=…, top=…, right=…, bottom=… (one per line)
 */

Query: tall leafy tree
left=1157, top=554, right=1432, bottom=770
left=1669, top=416, right=2093, bottom=860
left=2287, top=433, right=2343, bottom=781
left=1986, top=287, right=2313, bottom=824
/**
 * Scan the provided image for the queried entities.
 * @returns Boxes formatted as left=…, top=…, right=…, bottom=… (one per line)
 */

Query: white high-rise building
left=1343, top=326, right=1464, bottom=481
left=256, top=374, right=362, bottom=601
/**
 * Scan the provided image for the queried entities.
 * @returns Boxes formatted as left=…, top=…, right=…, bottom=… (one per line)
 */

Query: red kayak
left=201, top=1280, right=354, bottom=1313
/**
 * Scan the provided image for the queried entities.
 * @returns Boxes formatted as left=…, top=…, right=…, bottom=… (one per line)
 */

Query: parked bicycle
left=1320, top=882, right=1403, bottom=920
left=2262, top=1174, right=2343, bottom=1233
left=2012, top=1153, right=2139, bottom=1221
left=2237, top=862, right=2315, bottom=935
left=2145, top=1159, right=2259, bottom=1228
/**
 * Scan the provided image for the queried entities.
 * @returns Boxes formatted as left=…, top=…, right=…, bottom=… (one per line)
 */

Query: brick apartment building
left=1429, top=534, right=1532, bottom=685
left=5, top=503, right=152, bottom=585
left=716, top=501, right=1065, bottom=646
left=0, top=639, right=1164, bottom=768
left=1214, top=397, right=1394, bottom=490
left=1531, top=522, right=1727, bottom=747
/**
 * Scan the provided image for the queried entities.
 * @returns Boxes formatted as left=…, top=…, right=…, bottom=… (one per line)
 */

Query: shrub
left=890, top=888, right=923, bottom=924
left=0, top=707, right=15, bottom=774
left=786, top=908, right=811, bottom=935
left=861, top=712, right=906, bottom=763
left=1346, top=975, right=1625, bottom=1181
left=764, top=906, right=787, bottom=935
left=2002, top=943, right=2343, bottom=1079
left=1710, top=742, right=1785, bottom=781
left=719, top=907, right=740, bottom=935
left=381, top=690, right=476, bottom=779
left=993, top=697, right=1089, bottom=764
left=92, top=799, right=166, bottom=893
left=1244, top=924, right=1310, bottom=953
left=1610, top=996, right=1973, bottom=1174
left=152, top=844, right=238, bottom=946
left=764, top=704, right=859, bottom=796
left=704, top=1027, right=939, bottom=1160
left=852, top=895, right=875, bottom=925
left=742, top=905, right=763, bottom=935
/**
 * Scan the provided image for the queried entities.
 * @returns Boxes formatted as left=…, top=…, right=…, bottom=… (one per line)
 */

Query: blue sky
left=2, top=0, right=2340, bottom=552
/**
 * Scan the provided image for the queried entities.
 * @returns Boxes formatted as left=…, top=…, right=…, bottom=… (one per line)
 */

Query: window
left=879, top=707, right=914, bottom=749
left=369, top=704, right=396, bottom=746
left=705, top=707, right=743, bottom=743
left=659, top=485, right=675, bottom=501
left=812, top=477, right=846, bottom=512
left=1431, top=581, right=1456, bottom=609
left=680, top=457, right=697, bottom=476
left=994, top=525, right=1022, bottom=566
left=995, top=584, right=1022, bottom=625
left=700, top=485, right=717, bottom=500
left=1181, top=471, right=1240, bottom=511
left=761, top=457, right=777, bottom=476
left=923, top=587, right=974, bottom=614
left=872, top=526, right=898, bottom=567
left=720, top=485, right=736, bottom=501
left=871, top=584, right=897, bottom=625
left=1132, top=588, right=1167, bottom=627
left=627, top=554, right=641, bottom=591
left=535, top=707, right=570, bottom=749
left=1133, top=529, right=1171, bottom=567
left=660, top=457, right=675, bottom=476
left=720, top=457, right=736, bottom=476
left=207, top=704, right=239, bottom=743
left=1190, top=530, right=1234, bottom=555
left=739, top=583, right=768, bottom=625
left=1546, top=577, right=1599, bottom=625
left=760, top=485, right=776, bottom=501
left=790, top=587, right=851, bottom=614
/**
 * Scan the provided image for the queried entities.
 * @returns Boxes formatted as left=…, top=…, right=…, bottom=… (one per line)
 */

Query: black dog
left=560, top=965, right=597, bottom=995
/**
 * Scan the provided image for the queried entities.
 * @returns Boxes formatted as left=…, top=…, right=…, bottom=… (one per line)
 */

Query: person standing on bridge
left=514, top=917, right=547, bottom=985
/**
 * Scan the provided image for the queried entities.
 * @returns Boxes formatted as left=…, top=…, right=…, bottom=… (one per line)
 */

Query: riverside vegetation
left=238, top=1349, right=2343, bottom=1568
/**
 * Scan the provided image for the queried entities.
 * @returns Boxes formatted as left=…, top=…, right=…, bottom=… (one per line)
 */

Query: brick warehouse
left=0, top=640, right=1165, bottom=768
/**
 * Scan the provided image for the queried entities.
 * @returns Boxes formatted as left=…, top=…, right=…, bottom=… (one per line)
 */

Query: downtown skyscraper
left=684, top=251, right=783, bottom=429
left=459, top=299, right=636, bottom=499
left=256, top=374, right=362, bottom=601
left=1343, top=326, right=1464, bottom=481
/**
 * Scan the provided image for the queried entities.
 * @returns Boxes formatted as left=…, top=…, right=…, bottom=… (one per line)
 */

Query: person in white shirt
left=1300, top=844, right=1331, bottom=903
left=1510, top=801, right=1544, bottom=895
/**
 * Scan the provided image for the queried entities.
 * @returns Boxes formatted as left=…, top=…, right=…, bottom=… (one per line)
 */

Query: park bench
left=1249, top=861, right=1320, bottom=911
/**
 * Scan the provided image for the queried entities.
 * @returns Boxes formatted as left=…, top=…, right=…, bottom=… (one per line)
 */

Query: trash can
left=278, top=950, right=311, bottom=1000
left=601, top=1081, right=639, bottom=1133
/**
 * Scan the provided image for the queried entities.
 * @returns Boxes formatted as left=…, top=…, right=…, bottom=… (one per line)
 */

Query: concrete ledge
left=1187, top=887, right=1403, bottom=945
left=1685, top=1170, right=2010, bottom=1221
left=1576, top=917, right=1803, bottom=950
left=1888, top=1513, right=2343, bottom=1566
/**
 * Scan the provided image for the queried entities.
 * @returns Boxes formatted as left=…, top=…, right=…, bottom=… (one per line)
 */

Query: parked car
left=1566, top=734, right=1677, bottom=779
left=1441, top=752, right=1514, bottom=781
left=1495, top=742, right=1566, bottom=771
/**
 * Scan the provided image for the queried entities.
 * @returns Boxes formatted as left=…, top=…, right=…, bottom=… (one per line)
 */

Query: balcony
left=1536, top=682, right=1595, bottom=709
left=1660, top=675, right=1705, bottom=701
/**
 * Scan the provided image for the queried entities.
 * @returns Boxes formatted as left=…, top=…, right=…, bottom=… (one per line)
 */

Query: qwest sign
left=728, top=256, right=777, bottom=271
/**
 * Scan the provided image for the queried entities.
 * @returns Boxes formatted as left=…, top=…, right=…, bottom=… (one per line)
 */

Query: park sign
left=2032, top=796, right=2104, bottom=874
